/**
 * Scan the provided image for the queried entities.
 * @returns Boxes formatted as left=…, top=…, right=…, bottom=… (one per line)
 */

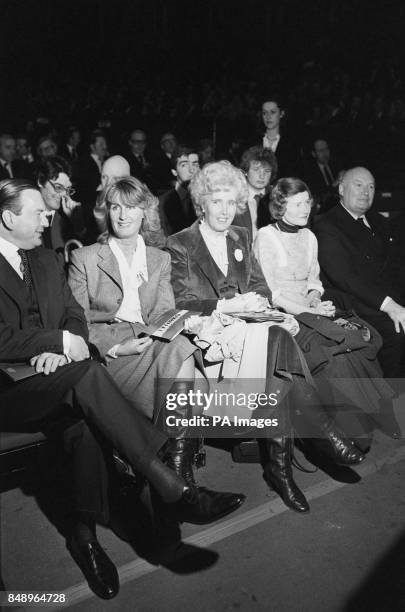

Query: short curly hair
left=96, top=176, right=161, bottom=243
left=189, top=161, right=248, bottom=216
left=270, top=177, right=313, bottom=220
left=239, top=146, right=278, bottom=182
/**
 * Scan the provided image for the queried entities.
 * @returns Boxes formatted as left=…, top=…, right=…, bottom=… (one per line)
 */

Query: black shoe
left=67, top=535, right=119, bottom=600
left=312, top=431, right=365, bottom=466
left=174, top=485, right=246, bottom=525
left=263, top=436, right=310, bottom=514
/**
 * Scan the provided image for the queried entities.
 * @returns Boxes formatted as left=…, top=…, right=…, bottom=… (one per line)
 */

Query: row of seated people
left=0, top=159, right=403, bottom=600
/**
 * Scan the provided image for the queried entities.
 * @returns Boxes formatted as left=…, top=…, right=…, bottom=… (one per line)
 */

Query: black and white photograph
left=1, top=1, right=404, bottom=610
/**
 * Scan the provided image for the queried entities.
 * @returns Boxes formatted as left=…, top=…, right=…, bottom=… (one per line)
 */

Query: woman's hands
left=311, top=300, right=336, bottom=318
left=184, top=315, right=204, bottom=335
left=115, top=336, right=153, bottom=356
left=221, top=292, right=269, bottom=313
left=308, top=290, right=322, bottom=307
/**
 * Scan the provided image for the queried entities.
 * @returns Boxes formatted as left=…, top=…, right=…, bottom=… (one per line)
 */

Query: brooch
left=234, top=249, right=243, bottom=262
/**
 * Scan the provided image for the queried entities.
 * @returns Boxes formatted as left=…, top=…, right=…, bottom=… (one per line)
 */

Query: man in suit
left=233, top=146, right=277, bottom=241
left=150, top=132, right=178, bottom=194
left=125, top=129, right=152, bottom=188
left=159, top=146, right=200, bottom=235
left=33, top=156, right=86, bottom=254
left=0, top=134, right=32, bottom=181
left=77, top=130, right=108, bottom=243
left=315, top=167, right=405, bottom=377
left=300, top=138, right=343, bottom=213
left=0, top=179, right=238, bottom=598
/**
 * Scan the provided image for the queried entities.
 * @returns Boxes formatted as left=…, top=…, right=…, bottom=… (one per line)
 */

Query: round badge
left=234, top=249, right=243, bottom=262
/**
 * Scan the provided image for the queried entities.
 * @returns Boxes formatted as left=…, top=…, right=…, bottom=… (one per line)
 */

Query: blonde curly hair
left=189, top=161, right=248, bottom=216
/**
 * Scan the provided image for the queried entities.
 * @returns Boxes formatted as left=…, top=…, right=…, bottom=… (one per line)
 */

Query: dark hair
left=33, top=155, right=72, bottom=187
left=89, top=129, right=106, bottom=146
left=170, top=145, right=198, bottom=169
left=239, top=145, right=278, bottom=180
left=270, top=177, right=313, bottom=220
left=261, top=94, right=285, bottom=111
left=0, top=178, right=39, bottom=217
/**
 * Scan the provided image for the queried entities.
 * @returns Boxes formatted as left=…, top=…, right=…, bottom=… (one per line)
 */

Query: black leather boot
left=300, top=401, right=366, bottom=466
left=262, top=435, right=310, bottom=513
left=159, top=382, right=246, bottom=525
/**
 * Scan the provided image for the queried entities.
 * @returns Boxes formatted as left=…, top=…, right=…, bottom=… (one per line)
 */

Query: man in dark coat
left=315, top=167, right=405, bottom=377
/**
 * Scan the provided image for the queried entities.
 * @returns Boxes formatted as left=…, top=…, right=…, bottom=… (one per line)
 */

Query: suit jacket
left=42, top=207, right=86, bottom=254
left=68, top=242, right=175, bottom=357
left=0, top=247, right=88, bottom=365
left=314, top=204, right=399, bottom=317
left=165, top=221, right=271, bottom=315
left=0, top=159, right=32, bottom=181
left=150, top=150, right=175, bottom=194
left=124, top=150, right=153, bottom=188
left=77, top=155, right=102, bottom=243
left=159, top=187, right=197, bottom=236
left=233, top=193, right=272, bottom=241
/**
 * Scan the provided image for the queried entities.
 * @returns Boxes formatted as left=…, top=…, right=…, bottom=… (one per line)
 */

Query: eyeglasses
left=130, top=139, right=146, bottom=144
left=49, top=181, right=76, bottom=197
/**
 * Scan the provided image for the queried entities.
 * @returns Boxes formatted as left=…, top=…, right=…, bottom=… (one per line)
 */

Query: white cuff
left=380, top=296, right=392, bottom=311
left=62, top=331, right=72, bottom=363
left=107, top=343, right=120, bottom=359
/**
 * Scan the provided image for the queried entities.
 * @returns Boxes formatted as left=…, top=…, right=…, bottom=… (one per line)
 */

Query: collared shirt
left=339, top=204, right=390, bottom=310
left=0, top=235, right=22, bottom=278
left=247, top=185, right=265, bottom=240
left=0, top=158, right=13, bottom=178
left=263, top=133, right=280, bottom=152
left=0, top=235, right=71, bottom=353
left=90, top=153, right=102, bottom=173
left=340, top=203, right=372, bottom=229
left=109, top=236, right=148, bottom=324
left=199, top=220, right=229, bottom=276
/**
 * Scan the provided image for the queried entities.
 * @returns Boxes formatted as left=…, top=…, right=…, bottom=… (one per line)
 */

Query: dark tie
left=324, top=165, right=334, bottom=185
left=356, top=217, right=373, bottom=233
left=17, top=249, right=33, bottom=288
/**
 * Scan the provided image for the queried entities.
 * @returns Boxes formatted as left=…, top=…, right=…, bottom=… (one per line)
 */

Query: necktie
left=356, top=217, right=373, bottom=233
left=42, top=215, right=53, bottom=249
left=17, top=249, right=33, bottom=288
left=324, top=164, right=334, bottom=185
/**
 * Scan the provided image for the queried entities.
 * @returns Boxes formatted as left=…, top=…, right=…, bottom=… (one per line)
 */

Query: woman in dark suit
left=166, top=161, right=364, bottom=514
left=259, top=95, right=299, bottom=177
left=68, top=176, right=244, bottom=520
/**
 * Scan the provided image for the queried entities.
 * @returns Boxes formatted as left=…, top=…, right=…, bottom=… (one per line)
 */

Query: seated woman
left=166, top=161, right=364, bottom=514
left=68, top=176, right=245, bottom=524
left=254, top=177, right=396, bottom=449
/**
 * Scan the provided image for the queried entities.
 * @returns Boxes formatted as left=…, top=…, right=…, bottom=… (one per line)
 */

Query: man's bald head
left=339, top=166, right=375, bottom=217
left=101, top=156, right=130, bottom=188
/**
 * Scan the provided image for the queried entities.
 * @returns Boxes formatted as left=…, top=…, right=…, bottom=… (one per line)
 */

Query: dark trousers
left=364, top=313, right=405, bottom=378
left=0, top=360, right=167, bottom=522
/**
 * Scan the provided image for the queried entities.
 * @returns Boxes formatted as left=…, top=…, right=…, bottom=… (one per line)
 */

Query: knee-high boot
left=161, top=381, right=246, bottom=524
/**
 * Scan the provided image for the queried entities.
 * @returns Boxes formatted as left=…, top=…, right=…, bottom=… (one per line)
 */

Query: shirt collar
left=0, top=235, right=20, bottom=259
left=248, top=184, right=265, bottom=199
left=340, top=202, right=366, bottom=221
left=109, top=235, right=148, bottom=282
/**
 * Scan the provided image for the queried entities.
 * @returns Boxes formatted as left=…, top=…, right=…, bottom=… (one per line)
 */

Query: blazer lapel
left=0, top=253, right=26, bottom=312
left=138, top=248, right=161, bottom=324
left=97, top=244, right=123, bottom=290
left=226, top=229, right=247, bottom=293
left=190, top=222, right=223, bottom=297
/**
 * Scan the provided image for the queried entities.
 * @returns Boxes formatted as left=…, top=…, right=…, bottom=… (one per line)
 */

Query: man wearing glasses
left=33, top=156, right=85, bottom=254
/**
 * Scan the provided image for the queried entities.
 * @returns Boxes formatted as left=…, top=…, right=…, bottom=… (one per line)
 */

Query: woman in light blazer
left=68, top=176, right=244, bottom=521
